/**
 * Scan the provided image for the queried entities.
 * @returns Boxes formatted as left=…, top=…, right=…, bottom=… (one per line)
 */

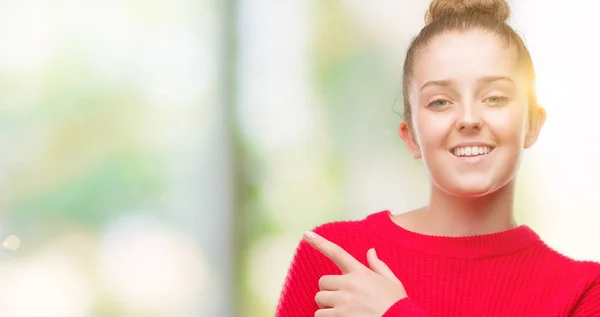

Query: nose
left=455, top=102, right=483, bottom=132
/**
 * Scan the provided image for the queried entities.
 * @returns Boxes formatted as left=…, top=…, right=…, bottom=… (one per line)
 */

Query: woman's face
left=400, top=30, right=545, bottom=197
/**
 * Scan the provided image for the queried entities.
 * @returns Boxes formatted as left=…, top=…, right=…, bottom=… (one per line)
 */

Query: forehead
left=412, top=30, right=520, bottom=87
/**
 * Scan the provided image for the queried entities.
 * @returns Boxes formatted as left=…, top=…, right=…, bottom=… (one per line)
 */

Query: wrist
left=382, top=298, right=427, bottom=317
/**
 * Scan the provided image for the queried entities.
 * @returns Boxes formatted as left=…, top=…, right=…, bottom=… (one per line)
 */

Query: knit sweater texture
left=275, top=211, right=600, bottom=316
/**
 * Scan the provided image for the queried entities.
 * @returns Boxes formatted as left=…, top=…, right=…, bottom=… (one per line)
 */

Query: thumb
left=367, top=248, right=399, bottom=282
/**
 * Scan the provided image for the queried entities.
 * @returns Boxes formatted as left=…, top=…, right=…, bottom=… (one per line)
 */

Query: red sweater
left=275, top=211, right=600, bottom=316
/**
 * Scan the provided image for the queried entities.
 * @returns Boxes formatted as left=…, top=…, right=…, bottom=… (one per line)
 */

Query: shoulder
left=529, top=245, right=600, bottom=315
left=534, top=241, right=600, bottom=283
left=293, top=211, right=389, bottom=269
left=311, top=214, right=368, bottom=240
left=311, top=211, right=388, bottom=249
left=547, top=253, right=600, bottom=314
left=541, top=243, right=600, bottom=271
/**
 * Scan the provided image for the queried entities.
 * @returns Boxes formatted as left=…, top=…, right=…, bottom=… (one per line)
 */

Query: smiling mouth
left=451, top=145, right=495, bottom=157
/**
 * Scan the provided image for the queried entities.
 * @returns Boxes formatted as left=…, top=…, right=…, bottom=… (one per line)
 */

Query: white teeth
left=452, top=146, right=493, bottom=157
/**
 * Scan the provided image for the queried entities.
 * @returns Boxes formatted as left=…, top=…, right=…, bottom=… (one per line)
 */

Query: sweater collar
left=367, top=210, right=542, bottom=259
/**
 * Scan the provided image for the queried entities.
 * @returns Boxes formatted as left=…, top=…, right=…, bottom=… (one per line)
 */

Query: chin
left=445, top=186, right=497, bottom=198
left=435, top=179, right=502, bottom=198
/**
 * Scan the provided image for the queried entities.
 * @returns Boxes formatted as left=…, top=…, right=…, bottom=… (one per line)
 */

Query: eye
left=484, top=95, right=509, bottom=105
left=427, top=99, right=451, bottom=109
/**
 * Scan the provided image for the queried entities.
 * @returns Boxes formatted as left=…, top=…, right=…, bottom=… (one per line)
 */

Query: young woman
left=275, top=0, right=600, bottom=316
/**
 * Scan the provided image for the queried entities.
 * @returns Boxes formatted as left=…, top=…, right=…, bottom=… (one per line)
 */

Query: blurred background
left=0, top=0, right=599, bottom=316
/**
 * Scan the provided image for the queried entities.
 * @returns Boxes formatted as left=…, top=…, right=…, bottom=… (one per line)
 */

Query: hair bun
left=425, top=0, right=511, bottom=25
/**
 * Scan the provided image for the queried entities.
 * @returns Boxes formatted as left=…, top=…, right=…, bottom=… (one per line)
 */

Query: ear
left=524, top=105, right=546, bottom=149
left=399, top=120, right=422, bottom=159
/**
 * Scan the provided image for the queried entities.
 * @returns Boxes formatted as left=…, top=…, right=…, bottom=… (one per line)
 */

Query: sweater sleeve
left=275, top=232, right=339, bottom=317
left=382, top=298, right=430, bottom=317
left=569, top=276, right=600, bottom=316
left=274, top=226, right=429, bottom=317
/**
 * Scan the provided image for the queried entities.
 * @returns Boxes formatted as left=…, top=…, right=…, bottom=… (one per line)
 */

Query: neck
left=414, top=181, right=518, bottom=237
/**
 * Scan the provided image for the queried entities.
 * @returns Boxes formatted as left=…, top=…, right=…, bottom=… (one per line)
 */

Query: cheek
left=485, top=107, right=529, bottom=145
left=414, top=112, right=453, bottom=150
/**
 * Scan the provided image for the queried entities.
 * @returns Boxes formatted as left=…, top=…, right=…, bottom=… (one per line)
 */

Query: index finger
left=303, top=231, right=365, bottom=274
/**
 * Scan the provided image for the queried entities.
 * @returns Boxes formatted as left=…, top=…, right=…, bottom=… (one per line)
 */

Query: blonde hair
left=402, top=0, right=536, bottom=126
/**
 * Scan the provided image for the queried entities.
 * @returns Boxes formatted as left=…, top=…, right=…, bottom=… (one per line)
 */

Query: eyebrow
left=419, top=75, right=515, bottom=93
